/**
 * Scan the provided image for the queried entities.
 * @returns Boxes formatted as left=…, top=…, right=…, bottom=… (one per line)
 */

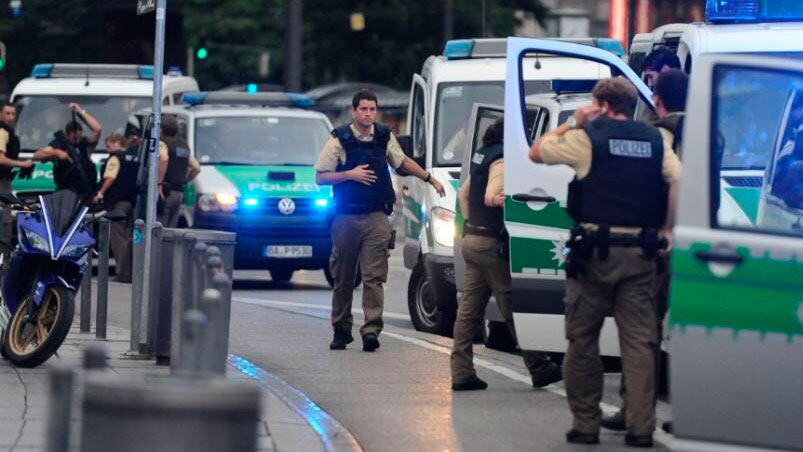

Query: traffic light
left=246, top=83, right=258, bottom=94
left=196, top=47, right=208, bottom=60
left=0, top=41, right=6, bottom=71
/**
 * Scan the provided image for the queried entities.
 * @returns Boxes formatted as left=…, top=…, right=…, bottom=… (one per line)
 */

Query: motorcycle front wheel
left=3, top=286, right=74, bottom=368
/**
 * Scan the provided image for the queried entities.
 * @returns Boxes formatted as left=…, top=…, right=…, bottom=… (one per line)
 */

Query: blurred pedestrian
left=451, top=118, right=561, bottom=391
left=530, top=78, right=681, bottom=448
left=316, top=89, right=445, bottom=352
left=0, top=103, right=34, bottom=243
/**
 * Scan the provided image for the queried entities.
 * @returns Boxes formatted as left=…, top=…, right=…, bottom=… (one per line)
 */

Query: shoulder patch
left=472, top=152, right=485, bottom=165
left=608, top=139, right=652, bottom=159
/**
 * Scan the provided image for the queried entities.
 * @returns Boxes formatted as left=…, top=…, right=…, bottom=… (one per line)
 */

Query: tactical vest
left=467, top=143, right=504, bottom=233
left=0, top=123, right=20, bottom=180
left=654, top=113, right=684, bottom=156
left=162, top=136, right=190, bottom=192
left=103, top=147, right=140, bottom=206
left=51, top=132, right=98, bottom=198
left=332, top=124, right=396, bottom=215
left=567, top=117, right=667, bottom=228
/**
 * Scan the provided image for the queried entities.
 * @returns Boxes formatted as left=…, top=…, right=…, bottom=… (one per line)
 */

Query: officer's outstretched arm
left=33, top=146, right=70, bottom=162
left=399, top=157, right=446, bottom=197
left=458, top=178, right=470, bottom=221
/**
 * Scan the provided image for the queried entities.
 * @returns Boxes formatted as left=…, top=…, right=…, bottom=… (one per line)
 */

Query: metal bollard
left=130, top=219, right=145, bottom=352
left=177, top=309, right=208, bottom=377
left=212, top=272, right=233, bottom=372
left=96, top=218, right=110, bottom=340
left=80, top=258, right=92, bottom=333
left=170, top=232, right=196, bottom=372
left=84, top=344, right=108, bottom=370
left=205, top=255, right=223, bottom=289
left=198, top=288, right=225, bottom=375
left=191, top=241, right=208, bottom=307
left=142, top=222, right=163, bottom=356
left=45, top=364, right=74, bottom=452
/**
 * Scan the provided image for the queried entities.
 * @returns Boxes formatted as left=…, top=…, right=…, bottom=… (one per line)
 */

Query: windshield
left=194, top=116, right=330, bottom=166
left=14, top=95, right=150, bottom=152
left=435, top=81, right=550, bottom=166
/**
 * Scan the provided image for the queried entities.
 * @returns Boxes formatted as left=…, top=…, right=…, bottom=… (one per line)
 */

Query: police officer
left=157, top=115, right=200, bottom=227
left=530, top=78, right=681, bottom=448
left=0, top=103, right=34, bottom=242
left=316, top=89, right=445, bottom=352
left=451, top=119, right=562, bottom=391
left=94, top=133, right=139, bottom=283
left=33, top=103, right=102, bottom=201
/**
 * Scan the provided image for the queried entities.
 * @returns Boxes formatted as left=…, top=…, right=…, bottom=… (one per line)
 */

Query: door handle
left=693, top=250, right=744, bottom=265
left=512, top=193, right=556, bottom=203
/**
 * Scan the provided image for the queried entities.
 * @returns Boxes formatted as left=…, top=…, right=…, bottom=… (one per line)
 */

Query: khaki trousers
left=451, top=234, right=552, bottom=384
left=0, top=179, right=12, bottom=245
left=108, top=200, right=134, bottom=282
left=564, top=247, right=658, bottom=435
left=157, top=190, right=183, bottom=228
left=329, top=211, right=391, bottom=337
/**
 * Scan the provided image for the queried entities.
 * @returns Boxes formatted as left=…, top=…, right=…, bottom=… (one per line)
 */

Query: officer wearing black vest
left=451, top=119, right=562, bottom=391
left=531, top=78, right=681, bottom=448
left=94, top=133, right=139, bottom=283
left=157, top=114, right=200, bottom=228
left=0, top=103, right=34, bottom=243
left=316, top=89, right=445, bottom=352
left=33, top=102, right=102, bottom=202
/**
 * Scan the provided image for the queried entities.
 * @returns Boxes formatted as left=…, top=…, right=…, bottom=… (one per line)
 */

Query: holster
left=565, top=226, right=593, bottom=278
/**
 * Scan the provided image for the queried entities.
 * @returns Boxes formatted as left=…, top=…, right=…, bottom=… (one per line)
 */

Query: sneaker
left=531, top=363, right=563, bottom=388
left=625, top=433, right=654, bottom=448
left=329, top=329, right=354, bottom=350
left=601, top=410, right=627, bottom=432
left=362, top=333, right=380, bottom=352
left=566, top=429, right=599, bottom=445
left=451, top=377, right=488, bottom=391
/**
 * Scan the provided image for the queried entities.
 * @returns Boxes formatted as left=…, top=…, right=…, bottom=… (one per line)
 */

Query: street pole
left=443, top=0, right=454, bottom=43
left=284, top=0, right=303, bottom=92
left=142, top=0, right=167, bottom=333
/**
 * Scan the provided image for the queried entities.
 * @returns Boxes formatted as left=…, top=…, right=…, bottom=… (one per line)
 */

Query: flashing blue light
left=31, top=64, right=53, bottom=78
left=444, top=40, right=475, bottom=60
left=167, top=66, right=183, bottom=76
left=706, top=0, right=803, bottom=23
left=315, top=198, right=329, bottom=207
left=244, top=197, right=259, bottom=207
left=287, top=93, right=315, bottom=108
left=246, top=83, right=259, bottom=94
left=137, top=65, right=154, bottom=80
left=594, top=38, right=625, bottom=58
left=181, top=92, right=209, bottom=106
left=552, top=79, right=598, bottom=94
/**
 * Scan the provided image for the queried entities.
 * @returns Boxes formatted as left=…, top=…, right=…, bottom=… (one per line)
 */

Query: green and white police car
left=158, top=92, right=336, bottom=284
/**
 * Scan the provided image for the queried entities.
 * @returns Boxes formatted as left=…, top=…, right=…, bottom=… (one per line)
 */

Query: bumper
left=423, top=254, right=456, bottom=307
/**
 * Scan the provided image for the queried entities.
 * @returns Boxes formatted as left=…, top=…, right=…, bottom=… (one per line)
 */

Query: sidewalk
left=0, top=288, right=326, bottom=452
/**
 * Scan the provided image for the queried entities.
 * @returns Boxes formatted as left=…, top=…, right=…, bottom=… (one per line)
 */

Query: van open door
left=671, top=53, right=803, bottom=452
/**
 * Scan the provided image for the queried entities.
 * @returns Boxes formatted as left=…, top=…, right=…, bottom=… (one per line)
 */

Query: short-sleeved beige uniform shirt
left=159, top=140, right=201, bottom=173
left=315, top=124, right=406, bottom=172
left=103, top=155, right=121, bottom=180
left=0, top=129, right=9, bottom=154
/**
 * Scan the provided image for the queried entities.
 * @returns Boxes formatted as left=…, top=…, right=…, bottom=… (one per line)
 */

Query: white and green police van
left=157, top=92, right=336, bottom=284
left=9, top=63, right=198, bottom=197
left=400, top=37, right=622, bottom=335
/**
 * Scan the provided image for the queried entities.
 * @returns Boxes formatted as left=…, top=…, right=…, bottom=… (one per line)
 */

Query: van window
left=411, top=83, right=426, bottom=159
left=711, top=64, right=803, bottom=235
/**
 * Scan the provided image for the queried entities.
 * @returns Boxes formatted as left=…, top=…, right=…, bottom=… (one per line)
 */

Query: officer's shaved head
left=592, top=78, right=638, bottom=118
left=161, top=114, right=178, bottom=137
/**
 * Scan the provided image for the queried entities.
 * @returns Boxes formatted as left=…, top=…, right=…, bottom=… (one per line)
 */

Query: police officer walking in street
left=94, top=133, right=139, bottom=283
left=530, top=78, right=681, bottom=448
left=157, top=114, right=200, bottom=227
left=451, top=119, right=562, bottom=391
left=316, top=89, right=445, bottom=352
left=0, top=103, right=34, bottom=242
left=33, top=102, right=102, bottom=201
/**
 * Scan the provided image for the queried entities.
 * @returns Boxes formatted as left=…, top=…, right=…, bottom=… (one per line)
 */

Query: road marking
left=234, top=296, right=674, bottom=447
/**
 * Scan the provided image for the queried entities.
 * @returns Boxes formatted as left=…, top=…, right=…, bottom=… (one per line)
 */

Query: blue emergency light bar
left=552, top=79, right=598, bottom=94
left=444, top=38, right=625, bottom=60
left=181, top=92, right=315, bottom=109
left=30, top=64, right=155, bottom=80
left=706, top=0, right=803, bottom=23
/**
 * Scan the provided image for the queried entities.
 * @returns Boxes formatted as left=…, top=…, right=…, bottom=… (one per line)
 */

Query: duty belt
left=565, top=224, right=667, bottom=278
left=463, top=223, right=498, bottom=238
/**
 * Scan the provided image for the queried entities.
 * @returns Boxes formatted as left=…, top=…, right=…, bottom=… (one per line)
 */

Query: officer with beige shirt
left=530, top=78, right=681, bottom=448
left=316, top=89, right=445, bottom=352
left=0, top=103, right=34, bottom=243
left=452, top=119, right=561, bottom=391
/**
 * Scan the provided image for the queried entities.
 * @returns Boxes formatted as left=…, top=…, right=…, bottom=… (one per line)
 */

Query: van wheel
left=407, top=262, right=455, bottom=336
left=270, top=268, right=294, bottom=283
left=323, top=266, right=362, bottom=289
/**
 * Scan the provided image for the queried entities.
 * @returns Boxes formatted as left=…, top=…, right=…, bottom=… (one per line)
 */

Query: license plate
left=266, top=245, right=313, bottom=258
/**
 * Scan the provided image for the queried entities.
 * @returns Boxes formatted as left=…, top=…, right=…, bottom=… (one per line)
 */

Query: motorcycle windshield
left=44, top=190, right=82, bottom=236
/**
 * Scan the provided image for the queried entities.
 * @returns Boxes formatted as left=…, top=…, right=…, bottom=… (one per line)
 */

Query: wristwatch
left=565, top=116, right=577, bottom=129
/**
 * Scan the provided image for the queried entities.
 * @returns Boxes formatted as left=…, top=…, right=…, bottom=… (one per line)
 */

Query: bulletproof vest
left=567, top=117, right=667, bottom=228
left=162, top=136, right=191, bottom=192
left=467, top=143, right=504, bottom=233
left=103, top=147, right=140, bottom=206
left=51, top=131, right=98, bottom=198
left=331, top=124, right=396, bottom=215
left=0, top=122, right=20, bottom=180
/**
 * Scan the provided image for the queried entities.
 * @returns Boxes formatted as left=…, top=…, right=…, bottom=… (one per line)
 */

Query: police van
left=400, top=38, right=622, bottom=335
left=10, top=63, right=198, bottom=196
left=154, top=92, right=336, bottom=284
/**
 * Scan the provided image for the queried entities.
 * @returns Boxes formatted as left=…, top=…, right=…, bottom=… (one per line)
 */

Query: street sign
left=137, top=0, right=156, bottom=15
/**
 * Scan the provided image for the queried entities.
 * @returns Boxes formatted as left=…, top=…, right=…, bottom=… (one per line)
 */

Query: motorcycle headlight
left=62, top=244, right=90, bottom=259
left=198, top=193, right=238, bottom=213
left=431, top=207, right=456, bottom=248
left=23, top=230, right=50, bottom=253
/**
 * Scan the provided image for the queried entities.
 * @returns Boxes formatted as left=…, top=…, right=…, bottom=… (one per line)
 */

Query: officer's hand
left=92, top=193, right=104, bottom=205
left=157, top=184, right=165, bottom=200
left=492, top=191, right=505, bottom=207
left=349, top=164, right=377, bottom=185
left=574, top=105, right=601, bottom=127
left=430, top=177, right=446, bottom=197
left=659, top=228, right=674, bottom=255
left=68, top=102, right=82, bottom=113
left=19, top=160, right=34, bottom=170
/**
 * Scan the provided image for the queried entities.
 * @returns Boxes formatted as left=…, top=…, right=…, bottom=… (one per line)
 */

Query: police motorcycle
left=0, top=190, right=116, bottom=367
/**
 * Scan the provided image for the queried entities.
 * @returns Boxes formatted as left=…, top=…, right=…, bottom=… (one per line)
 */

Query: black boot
left=531, top=363, right=563, bottom=388
left=625, top=433, right=654, bottom=448
left=362, top=333, right=380, bottom=352
left=329, top=329, right=354, bottom=350
left=452, top=377, right=488, bottom=391
left=601, top=410, right=627, bottom=431
left=566, top=429, right=599, bottom=445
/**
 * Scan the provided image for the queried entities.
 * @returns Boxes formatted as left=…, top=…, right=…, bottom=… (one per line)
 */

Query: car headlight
left=198, top=193, right=238, bottom=212
left=431, top=207, right=455, bottom=248
left=62, top=244, right=90, bottom=259
left=23, top=230, right=50, bottom=253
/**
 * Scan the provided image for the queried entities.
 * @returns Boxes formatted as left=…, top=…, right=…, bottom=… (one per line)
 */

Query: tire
left=270, top=268, right=295, bottom=283
left=323, top=266, right=362, bottom=289
left=407, top=262, right=456, bottom=336
left=3, top=286, right=74, bottom=368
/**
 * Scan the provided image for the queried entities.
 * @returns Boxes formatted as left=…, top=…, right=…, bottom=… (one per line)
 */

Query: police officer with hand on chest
left=451, top=119, right=562, bottom=391
left=157, top=115, right=200, bottom=228
left=316, top=89, right=445, bottom=352
left=530, top=78, right=681, bottom=448
left=0, top=103, right=34, bottom=243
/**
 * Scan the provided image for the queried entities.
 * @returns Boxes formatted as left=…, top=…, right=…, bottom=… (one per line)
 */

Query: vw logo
left=278, top=198, right=296, bottom=215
